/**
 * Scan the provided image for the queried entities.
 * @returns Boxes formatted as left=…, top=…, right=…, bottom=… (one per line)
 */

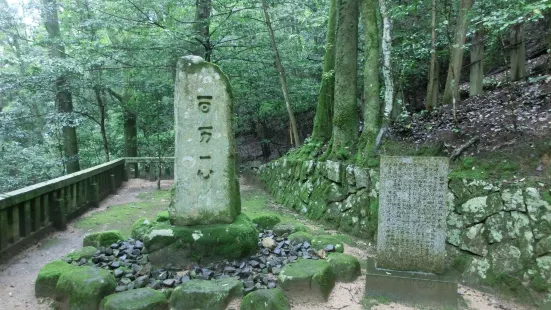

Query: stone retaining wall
left=259, top=159, right=551, bottom=301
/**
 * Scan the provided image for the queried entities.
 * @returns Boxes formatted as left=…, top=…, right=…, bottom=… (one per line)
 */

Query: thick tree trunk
left=311, top=0, right=337, bottom=143
left=469, top=24, right=484, bottom=96
left=194, top=0, right=212, bottom=61
left=357, top=0, right=380, bottom=160
left=94, top=86, right=110, bottom=162
left=41, top=0, right=80, bottom=173
left=509, top=23, right=526, bottom=81
left=262, top=0, right=301, bottom=147
left=329, top=0, right=359, bottom=159
left=124, top=111, right=138, bottom=158
left=379, top=0, right=394, bottom=122
left=442, top=0, right=474, bottom=106
left=426, top=0, right=439, bottom=110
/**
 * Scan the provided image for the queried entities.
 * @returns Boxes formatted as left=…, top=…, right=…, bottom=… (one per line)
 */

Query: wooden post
left=53, top=188, right=67, bottom=230
left=89, top=180, right=100, bottom=208
left=42, top=193, right=50, bottom=227
left=71, top=183, right=77, bottom=213
left=110, top=174, right=117, bottom=194
left=0, top=210, right=8, bottom=251
left=33, top=196, right=41, bottom=232
left=23, top=201, right=32, bottom=237
left=12, top=205, right=20, bottom=243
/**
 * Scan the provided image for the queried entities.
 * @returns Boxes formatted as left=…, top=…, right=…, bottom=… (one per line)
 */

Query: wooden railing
left=124, top=157, right=175, bottom=181
left=0, top=157, right=174, bottom=261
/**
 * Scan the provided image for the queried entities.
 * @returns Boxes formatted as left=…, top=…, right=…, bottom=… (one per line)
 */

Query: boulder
left=35, top=260, right=75, bottom=298
left=155, top=211, right=170, bottom=223
left=83, top=230, right=125, bottom=248
left=273, top=222, right=306, bottom=236
left=326, top=253, right=361, bottom=282
left=536, top=235, right=551, bottom=256
left=240, top=287, right=290, bottom=310
left=66, top=246, right=97, bottom=261
left=169, top=278, right=242, bottom=310
left=252, top=214, right=281, bottom=229
left=311, top=235, right=344, bottom=253
left=100, top=288, right=168, bottom=310
left=287, top=232, right=313, bottom=244
left=55, top=266, right=117, bottom=310
left=278, top=259, right=335, bottom=302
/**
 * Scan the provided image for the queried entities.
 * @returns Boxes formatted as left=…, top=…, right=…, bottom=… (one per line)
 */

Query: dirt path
left=0, top=179, right=172, bottom=310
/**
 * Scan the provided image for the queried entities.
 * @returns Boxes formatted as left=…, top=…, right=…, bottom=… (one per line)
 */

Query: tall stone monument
left=365, top=156, right=458, bottom=308
left=170, top=55, right=240, bottom=226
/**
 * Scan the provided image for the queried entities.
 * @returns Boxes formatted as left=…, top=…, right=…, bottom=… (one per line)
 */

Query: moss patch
left=311, top=235, right=344, bottom=253
left=83, top=230, right=125, bottom=248
left=278, top=259, right=335, bottom=301
left=66, top=246, right=97, bottom=261
left=326, top=253, right=361, bottom=282
left=240, top=287, right=290, bottom=310
left=169, top=278, right=242, bottom=310
left=35, top=260, right=75, bottom=298
left=288, top=231, right=313, bottom=244
left=56, top=266, right=116, bottom=310
left=155, top=211, right=170, bottom=222
left=251, top=213, right=281, bottom=229
left=100, top=288, right=168, bottom=310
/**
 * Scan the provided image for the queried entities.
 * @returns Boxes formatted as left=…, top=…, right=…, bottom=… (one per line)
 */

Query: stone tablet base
left=365, top=258, right=458, bottom=308
left=132, top=214, right=258, bottom=268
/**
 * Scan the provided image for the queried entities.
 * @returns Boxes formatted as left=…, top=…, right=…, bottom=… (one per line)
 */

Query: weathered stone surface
left=501, top=188, right=526, bottom=212
left=55, top=266, right=117, bottom=310
left=287, top=231, right=313, bottom=244
left=278, top=259, right=335, bottom=302
left=35, top=260, right=75, bottom=298
left=100, top=288, right=168, bottom=310
left=536, top=235, right=551, bottom=256
left=273, top=222, right=306, bottom=236
left=325, top=161, right=342, bottom=183
left=536, top=255, right=551, bottom=282
left=459, top=223, right=488, bottom=256
left=240, top=287, right=290, bottom=310
left=83, top=230, right=124, bottom=248
left=353, top=167, right=370, bottom=189
left=66, top=246, right=97, bottom=261
left=377, top=156, right=448, bottom=273
left=326, top=253, right=360, bottom=282
left=171, top=55, right=240, bottom=226
left=525, top=187, right=551, bottom=239
left=490, top=244, right=522, bottom=275
left=169, top=278, right=242, bottom=310
left=457, top=194, right=502, bottom=226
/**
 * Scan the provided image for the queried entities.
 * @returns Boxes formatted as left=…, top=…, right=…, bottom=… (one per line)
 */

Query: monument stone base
left=132, top=214, right=258, bottom=268
left=365, top=258, right=458, bottom=308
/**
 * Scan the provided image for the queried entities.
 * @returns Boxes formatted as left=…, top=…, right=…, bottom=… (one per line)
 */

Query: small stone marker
left=170, top=55, right=240, bottom=226
left=377, top=156, right=448, bottom=273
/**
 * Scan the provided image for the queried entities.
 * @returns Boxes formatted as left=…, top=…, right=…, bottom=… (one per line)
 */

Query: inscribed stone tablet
left=170, top=55, right=240, bottom=226
left=376, top=156, right=448, bottom=274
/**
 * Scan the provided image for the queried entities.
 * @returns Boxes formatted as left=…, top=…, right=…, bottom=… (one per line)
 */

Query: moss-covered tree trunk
left=442, top=0, right=474, bottom=106
left=469, top=24, right=484, bottom=96
left=311, top=0, right=337, bottom=143
left=357, top=0, right=380, bottom=162
left=329, top=0, right=359, bottom=159
left=509, top=23, right=526, bottom=81
left=262, top=0, right=301, bottom=147
left=41, top=0, right=80, bottom=173
left=379, top=0, right=394, bottom=122
left=194, top=0, right=212, bottom=61
left=425, top=0, right=439, bottom=110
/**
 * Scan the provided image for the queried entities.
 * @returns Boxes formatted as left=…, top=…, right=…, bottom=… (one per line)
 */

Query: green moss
left=56, top=266, right=117, bottom=310
left=326, top=253, right=361, bottom=282
left=288, top=231, right=313, bottom=244
left=66, top=246, right=97, bottom=261
left=155, top=211, right=170, bottom=222
left=278, top=259, right=335, bottom=301
left=83, top=230, right=125, bottom=248
left=131, top=218, right=153, bottom=240
left=169, top=278, right=242, bottom=310
left=251, top=213, right=281, bottom=229
left=530, top=272, right=551, bottom=292
left=100, top=288, right=168, bottom=310
left=35, top=260, right=75, bottom=298
left=240, top=287, right=290, bottom=310
left=273, top=221, right=307, bottom=236
left=482, top=272, right=533, bottom=303
left=452, top=253, right=472, bottom=273
left=311, top=235, right=344, bottom=253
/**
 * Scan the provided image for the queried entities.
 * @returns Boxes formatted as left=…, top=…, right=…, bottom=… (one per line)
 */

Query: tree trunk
left=94, top=86, right=110, bottom=162
left=311, top=0, right=337, bottom=143
left=379, top=0, right=394, bottom=122
left=509, top=23, right=526, bottom=81
left=357, top=0, right=380, bottom=160
left=124, top=111, right=138, bottom=158
left=262, top=0, right=301, bottom=147
left=330, top=0, right=359, bottom=159
left=41, top=0, right=80, bottom=173
left=194, top=0, right=212, bottom=61
left=469, top=24, right=484, bottom=96
left=426, top=0, right=439, bottom=109
left=442, top=0, right=474, bottom=106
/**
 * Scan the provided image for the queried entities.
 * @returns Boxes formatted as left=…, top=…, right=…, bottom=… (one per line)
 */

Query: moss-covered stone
left=273, top=221, right=306, bottom=236
left=155, top=211, right=170, bottom=222
left=240, top=287, right=290, bottom=310
left=83, top=230, right=125, bottom=248
left=66, top=246, right=97, bottom=261
left=311, top=235, right=344, bottom=253
left=35, top=260, right=75, bottom=298
left=131, top=218, right=153, bottom=240
left=326, top=253, right=361, bottom=282
left=536, top=235, right=551, bottom=256
left=278, top=259, right=335, bottom=302
left=287, top=231, right=313, bottom=244
left=55, top=266, right=117, bottom=310
left=251, top=213, right=281, bottom=229
left=99, top=288, right=168, bottom=310
left=142, top=214, right=258, bottom=268
left=169, top=278, right=242, bottom=310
